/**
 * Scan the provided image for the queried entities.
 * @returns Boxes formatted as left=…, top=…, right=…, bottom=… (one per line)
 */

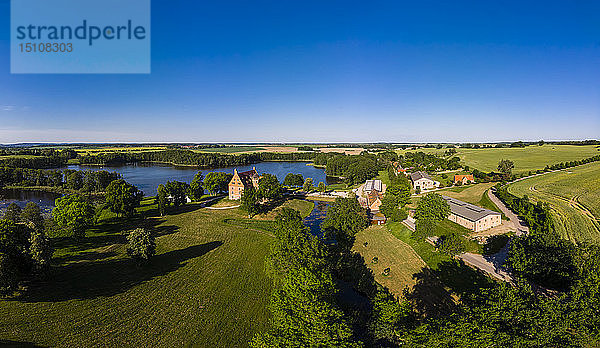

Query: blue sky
left=0, top=1, right=598, bottom=143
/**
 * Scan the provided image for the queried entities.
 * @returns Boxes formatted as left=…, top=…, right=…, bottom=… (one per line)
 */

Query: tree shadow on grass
left=0, top=340, right=44, bottom=348
left=406, top=267, right=456, bottom=318
left=19, top=241, right=223, bottom=303
left=51, top=216, right=180, bottom=256
left=406, top=259, right=495, bottom=318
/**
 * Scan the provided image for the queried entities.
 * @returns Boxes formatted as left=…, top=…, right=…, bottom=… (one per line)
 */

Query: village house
left=409, top=171, right=440, bottom=191
left=228, top=167, right=260, bottom=200
left=356, top=179, right=387, bottom=225
left=442, top=195, right=501, bottom=232
left=454, top=174, right=475, bottom=185
left=391, top=161, right=407, bottom=175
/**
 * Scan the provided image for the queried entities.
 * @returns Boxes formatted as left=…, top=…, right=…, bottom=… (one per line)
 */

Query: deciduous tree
left=52, top=194, right=95, bottom=238
left=127, top=228, right=156, bottom=262
left=105, top=179, right=143, bottom=217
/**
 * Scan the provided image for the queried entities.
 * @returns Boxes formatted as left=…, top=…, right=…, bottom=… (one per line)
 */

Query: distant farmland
left=456, top=145, right=599, bottom=174
left=508, top=161, right=600, bottom=243
left=396, top=145, right=599, bottom=174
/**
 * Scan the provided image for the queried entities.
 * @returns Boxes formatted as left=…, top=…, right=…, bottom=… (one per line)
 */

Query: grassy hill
left=0, top=198, right=276, bottom=347
left=508, top=161, right=600, bottom=243
left=353, top=225, right=426, bottom=299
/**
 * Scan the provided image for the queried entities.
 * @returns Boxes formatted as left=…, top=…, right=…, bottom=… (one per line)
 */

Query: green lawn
left=353, top=225, right=426, bottom=299
left=0, top=198, right=275, bottom=347
left=387, top=222, right=450, bottom=270
left=508, top=161, right=600, bottom=243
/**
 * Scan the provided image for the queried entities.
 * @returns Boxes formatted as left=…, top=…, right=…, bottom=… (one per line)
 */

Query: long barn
left=442, top=195, right=501, bottom=232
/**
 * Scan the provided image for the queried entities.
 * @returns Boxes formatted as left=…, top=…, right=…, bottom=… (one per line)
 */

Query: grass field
left=353, top=226, right=426, bottom=298
left=508, top=162, right=600, bottom=243
left=0, top=198, right=276, bottom=347
left=456, top=145, right=598, bottom=174
left=396, top=145, right=598, bottom=174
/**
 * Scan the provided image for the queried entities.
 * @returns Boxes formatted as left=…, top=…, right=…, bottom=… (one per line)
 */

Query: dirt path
left=487, top=190, right=529, bottom=235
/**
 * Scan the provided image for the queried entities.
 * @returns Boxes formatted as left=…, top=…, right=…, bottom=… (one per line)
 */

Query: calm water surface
left=0, top=161, right=333, bottom=209
left=0, top=188, right=61, bottom=215
left=67, top=161, right=333, bottom=196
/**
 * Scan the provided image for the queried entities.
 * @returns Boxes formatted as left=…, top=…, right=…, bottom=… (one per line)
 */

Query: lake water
left=0, top=188, right=61, bottom=216
left=67, top=161, right=333, bottom=196
left=0, top=161, right=333, bottom=209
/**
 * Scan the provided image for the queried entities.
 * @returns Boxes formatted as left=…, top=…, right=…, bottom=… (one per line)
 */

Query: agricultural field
left=454, top=145, right=598, bottom=174
left=0, top=198, right=275, bottom=347
left=508, top=161, right=600, bottom=243
left=75, top=146, right=168, bottom=155
left=353, top=225, right=426, bottom=299
left=396, top=145, right=598, bottom=174
left=194, top=146, right=266, bottom=153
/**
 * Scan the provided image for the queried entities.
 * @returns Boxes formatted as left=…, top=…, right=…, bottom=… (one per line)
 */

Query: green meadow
left=0, top=198, right=284, bottom=347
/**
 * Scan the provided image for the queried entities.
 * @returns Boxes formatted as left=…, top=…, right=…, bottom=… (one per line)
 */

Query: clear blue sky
left=1, top=1, right=599, bottom=143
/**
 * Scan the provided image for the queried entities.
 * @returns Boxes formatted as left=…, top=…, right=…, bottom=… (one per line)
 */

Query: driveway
left=487, top=189, right=529, bottom=236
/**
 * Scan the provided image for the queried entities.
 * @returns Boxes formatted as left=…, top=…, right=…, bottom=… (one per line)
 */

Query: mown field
left=353, top=226, right=426, bottom=299
left=0, top=198, right=277, bottom=347
left=508, top=161, right=600, bottom=243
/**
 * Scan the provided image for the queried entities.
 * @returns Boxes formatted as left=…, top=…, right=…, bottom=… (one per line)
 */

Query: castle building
left=228, top=167, right=260, bottom=200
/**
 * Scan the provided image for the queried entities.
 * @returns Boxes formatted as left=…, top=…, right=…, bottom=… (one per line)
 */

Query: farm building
left=454, top=174, right=475, bottom=185
left=357, top=179, right=387, bottom=225
left=228, top=167, right=260, bottom=200
left=364, top=179, right=385, bottom=194
left=409, top=171, right=440, bottom=191
left=442, top=195, right=501, bottom=232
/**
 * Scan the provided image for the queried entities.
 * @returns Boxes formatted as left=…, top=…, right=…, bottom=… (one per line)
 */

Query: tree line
left=77, top=150, right=317, bottom=167
left=0, top=166, right=121, bottom=193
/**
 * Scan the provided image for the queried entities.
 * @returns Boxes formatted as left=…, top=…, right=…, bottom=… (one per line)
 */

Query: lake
left=0, top=161, right=334, bottom=209
left=0, top=188, right=61, bottom=216
left=67, top=161, right=334, bottom=196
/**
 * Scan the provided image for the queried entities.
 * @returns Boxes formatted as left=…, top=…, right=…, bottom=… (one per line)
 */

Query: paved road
left=487, top=189, right=529, bottom=236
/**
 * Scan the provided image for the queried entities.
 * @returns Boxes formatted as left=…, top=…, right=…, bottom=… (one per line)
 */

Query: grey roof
left=409, top=171, right=433, bottom=182
left=442, top=195, right=501, bottom=222
left=364, top=179, right=383, bottom=192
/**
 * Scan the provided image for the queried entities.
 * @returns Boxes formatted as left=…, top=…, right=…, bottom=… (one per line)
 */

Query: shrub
left=438, top=233, right=466, bottom=256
